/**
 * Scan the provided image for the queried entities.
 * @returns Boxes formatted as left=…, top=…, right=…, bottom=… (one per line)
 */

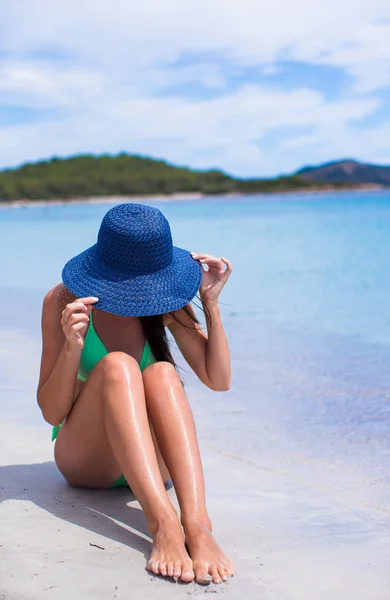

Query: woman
left=37, top=202, right=234, bottom=585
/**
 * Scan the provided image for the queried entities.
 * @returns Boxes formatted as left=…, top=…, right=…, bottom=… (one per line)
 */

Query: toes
left=211, top=567, right=222, bottom=584
left=159, top=561, right=167, bottom=577
left=197, top=573, right=213, bottom=585
left=173, top=561, right=182, bottom=580
left=227, top=561, right=235, bottom=576
left=194, top=564, right=213, bottom=585
left=218, top=565, right=228, bottom=582
left=181, top=564, right=195, bottom=583
left=146, top=560, right=160, bottom=576
left=222, top=561, right=234, bottom=577
left=167, top=562, right=174, bottom=578
left=222, top=558, right=234, bottom=576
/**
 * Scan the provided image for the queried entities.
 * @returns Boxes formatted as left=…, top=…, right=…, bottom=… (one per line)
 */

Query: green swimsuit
left=52, top=310, right=156, bottom=488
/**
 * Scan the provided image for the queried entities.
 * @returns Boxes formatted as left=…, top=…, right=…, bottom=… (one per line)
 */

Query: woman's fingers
left=191, top=252, right=219, bottom=263
left=67, top=312, right=90, bottom=326
left=61, top=303, right=87, bottom=326
left=221, top=256, right=233, bottom=275
left=61, top=297, right=98, bottom=325
left=199, top=257, right=222, bottom=264
left=199, top=256, right=228, bottom=276
left=62, top=310, right=89, bottom=329
left=62, top=301, right=87, bottom=319
left=69, top=321, right=89, bottom=333
left=63, top=317, right=89, bottom=345
left=192, top=253, right=232, bottom=274
left=77, top=296, right=99, bottom=305
left=63, top=314, right=89, bottom=335
left=60, top=297, right=97, bottom=349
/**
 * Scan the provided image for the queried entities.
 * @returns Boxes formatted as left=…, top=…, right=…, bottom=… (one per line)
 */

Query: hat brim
left=62, top=244, right=203, bottom=316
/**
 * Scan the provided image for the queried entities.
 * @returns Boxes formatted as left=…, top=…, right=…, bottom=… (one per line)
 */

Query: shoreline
left=0, top=191, right=207, bottom=209
left=0, top=184, right=386, bottom=209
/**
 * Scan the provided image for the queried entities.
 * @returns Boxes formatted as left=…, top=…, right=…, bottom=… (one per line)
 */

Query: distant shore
left=0, top=192, right=207, bottom=209
left=0, top=184, right=386, bottom=209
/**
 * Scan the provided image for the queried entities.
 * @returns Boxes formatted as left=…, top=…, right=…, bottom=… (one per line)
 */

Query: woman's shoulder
left=43, top=283, right=76, bottom=315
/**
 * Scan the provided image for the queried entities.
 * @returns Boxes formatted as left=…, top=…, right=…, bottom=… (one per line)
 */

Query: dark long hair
left=140, top=296, right=209, bottom=369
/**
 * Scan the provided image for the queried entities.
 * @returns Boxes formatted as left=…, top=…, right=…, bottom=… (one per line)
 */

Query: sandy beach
left=0, top=192, right=208, bottom=210
left=1, top=315, right=389, bottom=600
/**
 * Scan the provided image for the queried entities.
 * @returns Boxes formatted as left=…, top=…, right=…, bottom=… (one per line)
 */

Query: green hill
left=297, top=159, right=390, bottom=185
left=0, top=154, right=235, bottom=201
left=0, top=153, right=328, bottom=202
left=0, top=153, right=384, bottom=202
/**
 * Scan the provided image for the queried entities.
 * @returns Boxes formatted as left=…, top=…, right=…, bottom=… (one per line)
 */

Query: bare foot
left=183, top=520, right=235, bottom=585
left=146, top=519, right=194, bottom=582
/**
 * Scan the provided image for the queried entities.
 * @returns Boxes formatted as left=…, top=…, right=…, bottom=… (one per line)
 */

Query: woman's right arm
left=37, top=285, right=97, bottom=426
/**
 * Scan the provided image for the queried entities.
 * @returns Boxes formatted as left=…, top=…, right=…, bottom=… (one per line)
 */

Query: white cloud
left=0, top=81, right=382, bottom=175
left=0, top=0, right=390, bottom=175
left=4, top=0, right=390, bottom=89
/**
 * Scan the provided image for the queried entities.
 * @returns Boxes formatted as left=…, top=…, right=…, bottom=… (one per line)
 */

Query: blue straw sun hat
left=62, top=203, right=202, bottom=316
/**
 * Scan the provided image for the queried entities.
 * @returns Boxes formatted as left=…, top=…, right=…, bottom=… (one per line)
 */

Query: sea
left=1, top=190, right=390, bottom=508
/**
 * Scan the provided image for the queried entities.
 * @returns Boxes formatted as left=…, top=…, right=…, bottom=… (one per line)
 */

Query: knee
left=96, top=351, right=140, bottom=384
left=143, top=361, right=179, bottom=384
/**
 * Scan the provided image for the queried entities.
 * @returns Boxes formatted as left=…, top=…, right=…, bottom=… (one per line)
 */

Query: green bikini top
left=77, top=310, right=156, bottom=382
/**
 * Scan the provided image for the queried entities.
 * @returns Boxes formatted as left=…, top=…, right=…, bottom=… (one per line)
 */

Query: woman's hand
left=191, top=253, right=232, bottom=304
left=61, top=296, right=98, bottom=351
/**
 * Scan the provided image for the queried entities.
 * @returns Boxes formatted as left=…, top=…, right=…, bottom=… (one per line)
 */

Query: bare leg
left=143, top=362, right=235, bottom=584
left=54, top=352, right=194, bottom=582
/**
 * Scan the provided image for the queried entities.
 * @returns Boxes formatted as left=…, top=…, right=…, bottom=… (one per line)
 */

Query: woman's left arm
left=167, top=253, right=232, bottom=391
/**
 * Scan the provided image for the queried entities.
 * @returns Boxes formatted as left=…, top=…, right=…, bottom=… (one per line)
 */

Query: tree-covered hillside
left=0, top=154, right=235, bottom=201
left=297, top=159, right=390, bottom=185
left=0, top=153, right=376, bottom=202
left=0, top=153, right=326, bottom=202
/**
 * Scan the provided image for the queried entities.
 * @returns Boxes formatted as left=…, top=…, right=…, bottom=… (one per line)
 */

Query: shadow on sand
left=0, top=461, right=173, bottom=563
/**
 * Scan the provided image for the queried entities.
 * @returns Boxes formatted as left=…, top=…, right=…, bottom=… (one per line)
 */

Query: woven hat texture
left=62, top=203, right=202, bottom=316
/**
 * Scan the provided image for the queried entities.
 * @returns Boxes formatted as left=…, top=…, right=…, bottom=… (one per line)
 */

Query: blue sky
left=1, top=1, right=390, bottom=177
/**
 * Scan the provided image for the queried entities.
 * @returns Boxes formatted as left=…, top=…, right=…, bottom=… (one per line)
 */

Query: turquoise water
left=1, top=191, right=390, bottom=494
left=2, top=191, right=390, bottom=344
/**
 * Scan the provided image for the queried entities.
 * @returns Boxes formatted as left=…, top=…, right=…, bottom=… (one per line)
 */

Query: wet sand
left=1, top=325, right=389, bottom=600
